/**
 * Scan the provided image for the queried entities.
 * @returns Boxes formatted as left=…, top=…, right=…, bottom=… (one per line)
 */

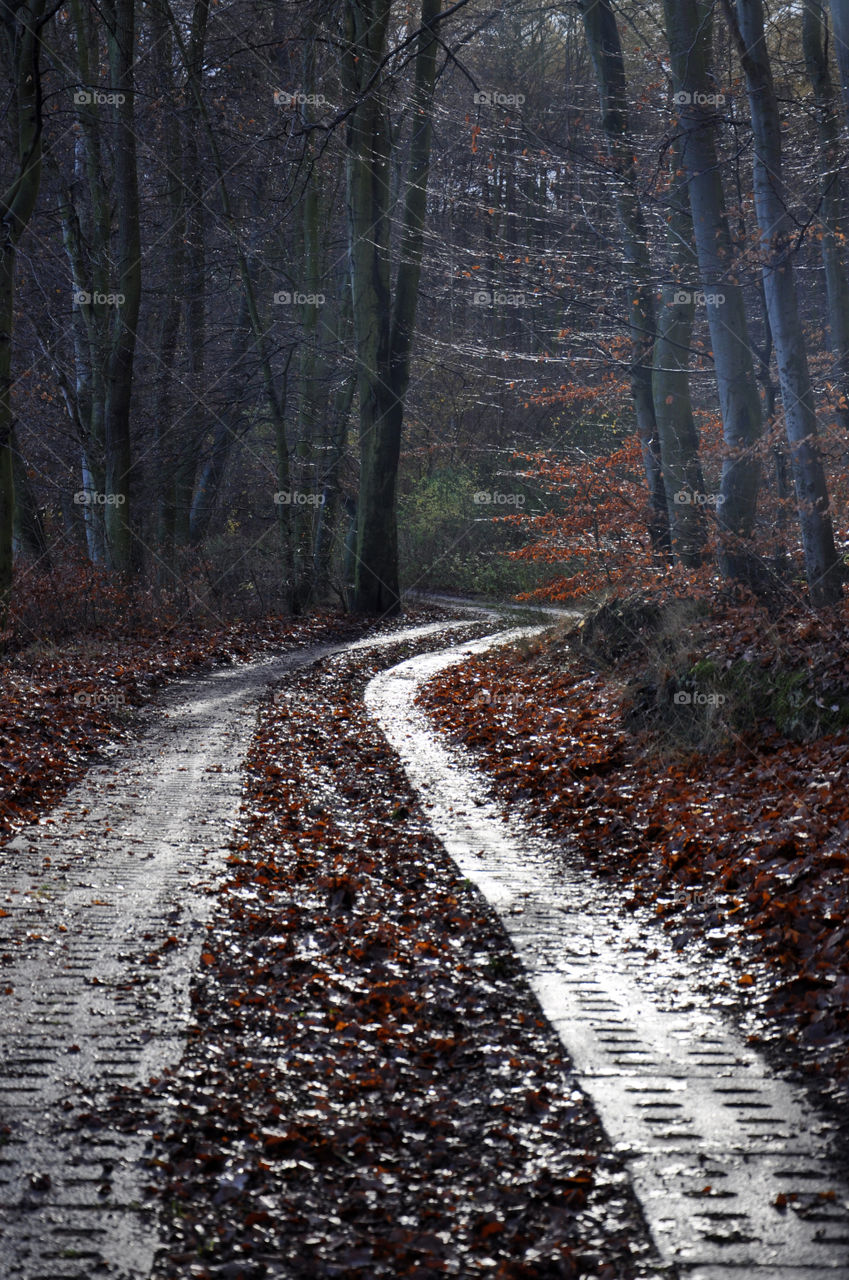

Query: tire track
left=366, top=630, right=849, bottom=1279
left=0, top=624, right=470, bottom=1279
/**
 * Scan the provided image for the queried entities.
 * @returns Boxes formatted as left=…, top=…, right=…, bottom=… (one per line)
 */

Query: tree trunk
left=162, top=0, right=295, bottom=603
left=723, top=0, right=842, bottom=605
left=578, top=0, right=670, bottom=555
left=291, top=34, right=330, bottom=608
left=662, top=0, right=763, bottom=584
left=311, top=371, right=356, bottom=598
left=802, top=0, right=849, bottom=435
left=828, top=0, right=849, bottom=111
left=61, top=0, right=112, bottom=564
left=188, top=293, right=253, bottom=545
left=103, top=0, right=141, bottom=575
left=344, top=0, right=394, bottom=613
left=0, top=0, right=47, bottom=609
left=345, top=0, right=443, bottom=615
left=150, top=0, right=184, bottom=567
left=173, top=0, right=209, bottom=547
left=652, top=133, right=707, bottom=565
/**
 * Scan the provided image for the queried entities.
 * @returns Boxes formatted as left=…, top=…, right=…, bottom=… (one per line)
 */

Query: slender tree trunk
left=292, top=35, right=330, bottom=608
left=663, top=0, right=763, bottom=584
left=188, top=293, right=252, bottom=544
left=163, top=0, right=295, bottom=603
left=61, top=0, right=112, bottom=564
left=150, top=0, right=184, bottom=566
left=828, top=0, right=849, bottom=110
left=59, top=173, right=107, bottom=564
left=312, top=371, right=356, bottom=597
left=652, top=134, right=707, bottom=565
left=803, top=0, right=849, bottom=435
left=0, top=0, right=47, bottom=608
left=345, top=0, right=443, bottom=615
left=103, top=0, right=141, bottom=575
left=723, top=0, right=842, bottom=605
left=578, top=0, right=670, bottom=555
left=344, top=0, right=394, bottom=612
left=173, top=0, right=209, bottom=547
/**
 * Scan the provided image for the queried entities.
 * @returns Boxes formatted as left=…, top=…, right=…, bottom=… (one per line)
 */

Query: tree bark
left=102, top=0, right=141, bottom=575
left=828, top=0, right=849, bottom=111
left=652, top=133, right=707, bottom=565
left=578, top=0, right=670, bottom=555
left=173, top=0, right=209, bottom=547
left=0, top=0, right=47, bottom=608
left=723, top=0, right=842, bottom=605
left=345, top=0, right=443, bottom=615
left=662, top=0, right=763, bottom=585
left=802, top=0, right=849, bottom=435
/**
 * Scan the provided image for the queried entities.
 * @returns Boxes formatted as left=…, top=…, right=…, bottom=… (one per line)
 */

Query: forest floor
left=138, top=620, right=667, bottom=1280
left=1, top=596, right=848, bottom=1278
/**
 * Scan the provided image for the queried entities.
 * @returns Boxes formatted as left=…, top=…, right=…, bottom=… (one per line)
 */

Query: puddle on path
left=366, top=629, right=849, bottom=1279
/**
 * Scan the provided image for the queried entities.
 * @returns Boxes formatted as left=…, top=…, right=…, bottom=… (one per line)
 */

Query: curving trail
left=4, top=614, right=849, bottom=1279
left=0, top=623, right=472, bottom=1280
left=366, top=630, right=849, bottom=1280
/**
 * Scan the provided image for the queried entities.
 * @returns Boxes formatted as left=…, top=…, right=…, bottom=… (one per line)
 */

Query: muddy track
left=0, top=624, right=473, bottom=1280
left=5, top=616, right=849, bottom=1279
left=366, top=631, right=849, bottom=1279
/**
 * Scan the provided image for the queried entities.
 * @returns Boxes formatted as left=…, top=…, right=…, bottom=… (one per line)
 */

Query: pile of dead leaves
left=140, top=633, right=661, bottom=1280
left=417, top=596, right=849, bottom=1128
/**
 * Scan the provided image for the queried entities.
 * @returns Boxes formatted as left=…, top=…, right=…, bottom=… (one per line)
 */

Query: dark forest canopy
left=2, top=0, right=849, bottom=628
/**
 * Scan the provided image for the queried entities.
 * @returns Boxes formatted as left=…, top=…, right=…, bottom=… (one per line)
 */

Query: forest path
left=0, top=622, right=470, bottom=1280
left=4, top=614, right=849, bottom=1278
left=366, top=632, right=849, bottom=1279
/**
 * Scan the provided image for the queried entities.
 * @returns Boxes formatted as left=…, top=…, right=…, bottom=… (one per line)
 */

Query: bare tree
left=722, top=0, right=842, bottom=605
left=0, top=0, right=48, bottom=605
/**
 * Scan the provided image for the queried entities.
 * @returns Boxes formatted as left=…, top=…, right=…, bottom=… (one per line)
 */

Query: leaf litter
left=107, top=630, right=667, bottom=1280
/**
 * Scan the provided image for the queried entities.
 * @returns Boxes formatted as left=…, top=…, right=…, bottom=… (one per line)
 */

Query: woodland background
left=3, top=0, right=849, bottom=628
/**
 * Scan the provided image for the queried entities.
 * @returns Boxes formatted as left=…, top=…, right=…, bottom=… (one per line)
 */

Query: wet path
left=0, top=623, right=472, bottom=1280
left=366, top=630, right=849, bottom=1279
